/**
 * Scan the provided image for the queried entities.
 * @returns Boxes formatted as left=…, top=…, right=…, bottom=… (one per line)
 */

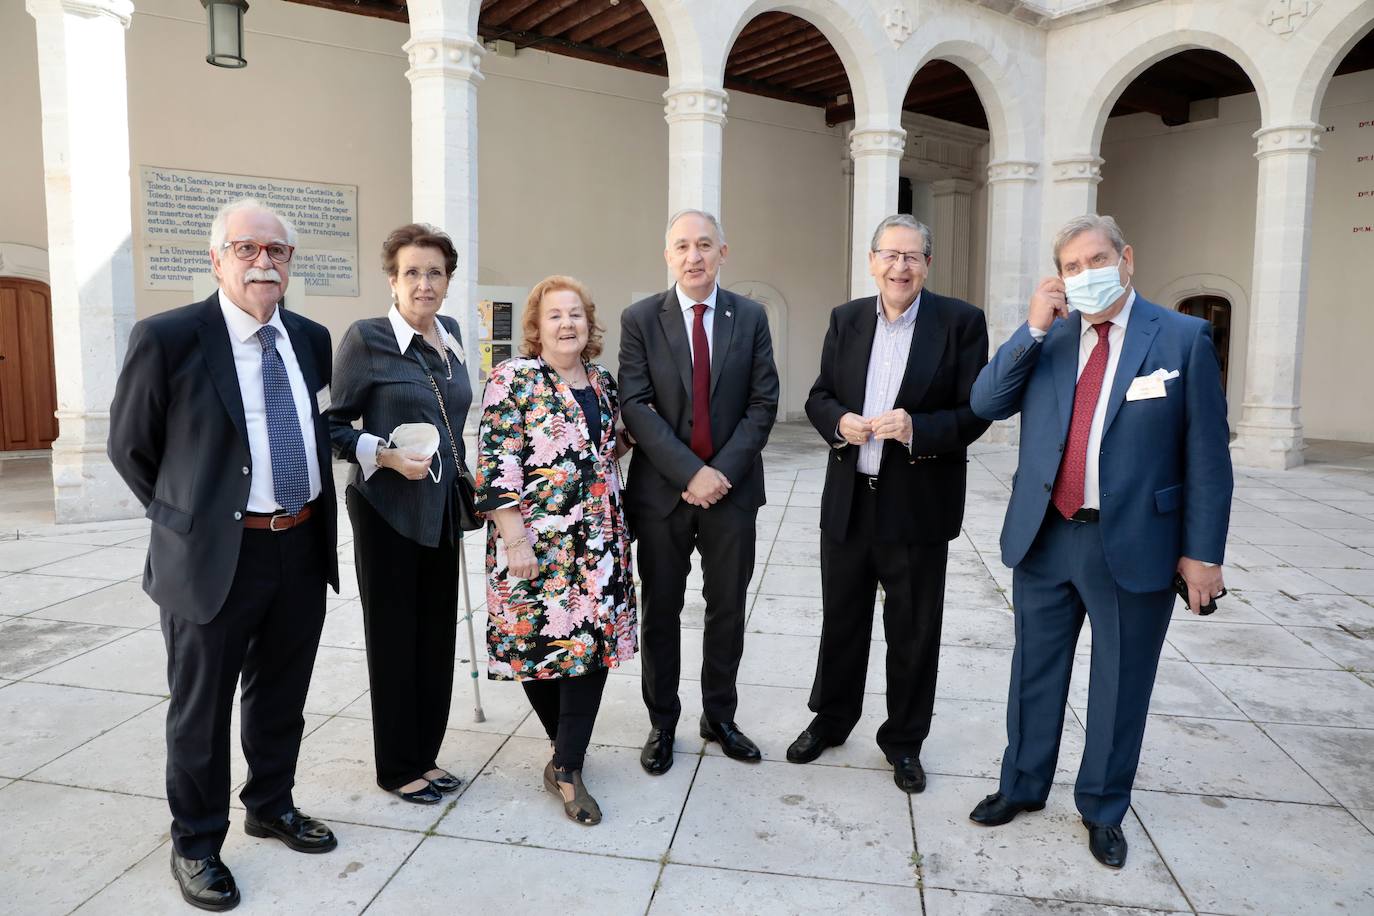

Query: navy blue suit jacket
left=970, top=296, right=1232, bottom=593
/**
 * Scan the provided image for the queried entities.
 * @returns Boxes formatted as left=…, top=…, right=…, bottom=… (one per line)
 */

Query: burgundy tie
left=690, top=303, right=713, bottom=461
left=1051, top=321, right=1113, bottom=520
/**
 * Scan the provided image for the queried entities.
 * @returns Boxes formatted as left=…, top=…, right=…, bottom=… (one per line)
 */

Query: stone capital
left=27, top=0, right=133, bottom=27
left=1253, top=122, right=1323, bottom=159
left=663, top=86, right=729, bottom=126
left=403, top=33, right=484, bottom=84
left=930, top=177, right=976, bottom=197
left=849, top=127, right=906, bottom=160
left=1051, top=155, right=1104, bottom=184
left=986, top=159, right=1038, bottom=184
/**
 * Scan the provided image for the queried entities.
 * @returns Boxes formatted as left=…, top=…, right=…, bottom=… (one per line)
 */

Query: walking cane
left=456, top=536, right=486, bottom=723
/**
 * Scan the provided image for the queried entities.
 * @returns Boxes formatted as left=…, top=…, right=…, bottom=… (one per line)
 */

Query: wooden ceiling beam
left=618, top=25, right=664, bottom=53
left=826, top=100, right=855, bottom=125
left=596, top=12, right=657, bottom=47
left=729, top=17, right=813, bottom=57
left=283, top=0, right=407, bottom=23
left=788, top=60, right=850, bottom=90
left=728, top=29, right=827, bottom=71
left=725, top=75, right=826, bottom=110
left=1112, top=83, right=1191, bottom=125
left=737, top=41, right=838, bottom=81
left=481, top=0, right=544, bottom=29
left=567, top=1, right=642, bottom=43
left=532, top=0, right=622, bottom=37
left=507, top=0, right=584, bottom=32
left=499, top=29, right=666, bottom=75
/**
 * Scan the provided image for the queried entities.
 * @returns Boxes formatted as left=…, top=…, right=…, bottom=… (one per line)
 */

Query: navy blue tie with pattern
left=255, top=326, right=310, bottom=515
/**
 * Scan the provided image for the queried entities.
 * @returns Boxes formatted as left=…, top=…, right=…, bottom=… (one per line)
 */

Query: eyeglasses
left=223, top=240, right=295, bottom=264
left=399, top=268, right=448, bottom=285
left=874, top=249, right=927, bottom=267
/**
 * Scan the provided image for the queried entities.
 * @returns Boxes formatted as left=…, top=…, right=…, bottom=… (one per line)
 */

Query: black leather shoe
left=968, top=792, right=1046, bottom=826
left=391, top=782, right=443, bottom=805
left=243, top=807, right=338, bottom=853
left=892, top=756, right=926, bottom=793
left=1084, top=820, right=1127, bottom=868
left=429, top=771, right=463, bottom=794
left=170, top=850, right=240, bottom=912
left=640, top=728, right=675, bottom=775
left=785, top=729, right=835, bottom=764
left=699, top=717, right=762, bottom=762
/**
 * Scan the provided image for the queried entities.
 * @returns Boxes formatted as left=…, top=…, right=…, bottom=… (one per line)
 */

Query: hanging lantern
left=202, top=0, right=249, bottom=69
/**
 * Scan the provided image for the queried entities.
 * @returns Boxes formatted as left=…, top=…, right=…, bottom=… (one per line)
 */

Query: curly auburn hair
left=520, top=275, right=604, bottom=361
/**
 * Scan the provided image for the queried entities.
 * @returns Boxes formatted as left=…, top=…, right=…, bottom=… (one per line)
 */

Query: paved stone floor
left=3, top=422, right=1374, bottom=915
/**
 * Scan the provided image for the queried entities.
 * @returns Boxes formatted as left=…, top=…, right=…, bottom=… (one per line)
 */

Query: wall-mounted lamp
left=202, top=0, right=249, bottom=69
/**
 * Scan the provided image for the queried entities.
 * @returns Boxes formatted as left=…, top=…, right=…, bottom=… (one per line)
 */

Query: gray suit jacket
left=329, top=314, right=472, bottom=548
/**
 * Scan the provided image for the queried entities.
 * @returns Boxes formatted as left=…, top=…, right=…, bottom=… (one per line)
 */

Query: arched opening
left=1095, top=49, right=1257, bottom=425
left=1177, top=294, right=1231, bottom=393
left=897, top=60, right=990, bottom=307
left=1304, top=26, right=1374, bottom=446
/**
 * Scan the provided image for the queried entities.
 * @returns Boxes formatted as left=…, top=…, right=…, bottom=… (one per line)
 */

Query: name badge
left=316, top=385, right=332, bottom=413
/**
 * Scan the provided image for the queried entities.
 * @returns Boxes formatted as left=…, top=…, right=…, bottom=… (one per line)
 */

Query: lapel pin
left=725, top=310, right=732, bottom=317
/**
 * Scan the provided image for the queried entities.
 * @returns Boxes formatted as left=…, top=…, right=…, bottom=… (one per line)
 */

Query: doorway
left=0, top=278, right=58, bottom=450
left=1177, top=294, right=1231, bottom=394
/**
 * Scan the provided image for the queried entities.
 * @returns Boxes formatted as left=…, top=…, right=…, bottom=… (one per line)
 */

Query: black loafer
left=170, top=850, right=240, bottom=912
left=641, top=727, right=675, bottom=775
left=243, top=807, right=338, bottom=853
left=892, top=755, right=926, bottom=793
left=785, top=729, right=835, bottom=764
left=429, top=771, right=463, bottom=794
left=392, top=782, right=444, bottom=805
left=969, top=792, right=1046, bottom=826
left=699, top=716, right=762, bottom=762
left=1084, top=820, right=1127, bottom=868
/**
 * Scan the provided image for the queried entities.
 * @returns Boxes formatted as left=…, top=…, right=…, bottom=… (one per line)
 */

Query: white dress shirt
left=675, top=283, right=717, bottom=362
left=356, top=306, right=464, bottom=480
left=1028, top=289, right=1136, bottom=510
left=218, top=291, right=322, bottom=512
left=857, top=293, right=920, bottom=475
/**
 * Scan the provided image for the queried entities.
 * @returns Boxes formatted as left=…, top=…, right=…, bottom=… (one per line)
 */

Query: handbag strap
left=410, top=337, right=466, bottom=478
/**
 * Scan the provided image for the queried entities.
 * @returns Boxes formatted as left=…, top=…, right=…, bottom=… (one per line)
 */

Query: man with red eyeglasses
left=110, top=198, right=339, bottom=911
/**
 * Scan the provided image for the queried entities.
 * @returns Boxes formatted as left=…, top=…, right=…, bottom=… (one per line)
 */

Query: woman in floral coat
left=475, top=275, right=636, bottom=826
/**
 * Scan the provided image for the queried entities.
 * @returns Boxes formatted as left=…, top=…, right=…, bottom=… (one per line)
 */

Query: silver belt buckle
left=269, top=512, right=292, bottom=532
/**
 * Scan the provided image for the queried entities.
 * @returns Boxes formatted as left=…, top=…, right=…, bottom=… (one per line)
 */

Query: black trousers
left=348, top=488, right=458, bottom=791
left=522, top=668, right=609, bottom=770
left=636, top=499, right=757, bottom=729
left=161, top=520, right=327, bottom=859
left=808, top=478, right=949, bottom=761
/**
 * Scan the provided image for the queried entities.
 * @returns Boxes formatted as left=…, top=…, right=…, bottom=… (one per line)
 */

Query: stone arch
left=899, top=38, right=1031, bottom=163
left=1294, top=1, right=1374, bottom=122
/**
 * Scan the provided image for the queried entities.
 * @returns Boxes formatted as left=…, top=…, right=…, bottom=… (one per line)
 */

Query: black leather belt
left=856, top=473, right=879, bottom=491
left=1068, top=507, right=1100, bottom=523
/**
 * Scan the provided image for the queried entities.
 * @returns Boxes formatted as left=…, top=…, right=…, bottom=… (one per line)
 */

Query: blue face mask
left=1064, top=258, right=1127, bottom=315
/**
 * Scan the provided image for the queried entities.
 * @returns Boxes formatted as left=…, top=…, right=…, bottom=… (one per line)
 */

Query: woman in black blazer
left=329, top=224, right=472, bottom=804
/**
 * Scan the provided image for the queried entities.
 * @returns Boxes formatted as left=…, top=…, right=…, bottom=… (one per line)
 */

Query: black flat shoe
left=171, top=850, right=240, bottom=912
left=1084, top=820, right=1127, bottom=868
left=544, top=761, right=602, bottom=825
left=640, top=727, right=675, bottom=775
left=699, top=716, right=762, bottom=762
left=969, top=792, right=1046, bottom=826
left=891, top=755, right=926, bottom=794
left=391, top=782, right=444, bottom=805
left=429, top=771, right=463, bottom=794
left=785, top=729, right=835, bottom=764
left=243, top=807, right=338, bottom=852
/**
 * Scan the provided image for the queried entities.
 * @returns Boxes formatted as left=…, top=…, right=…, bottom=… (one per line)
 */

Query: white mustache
left=245, top=268, right=282, bottom=283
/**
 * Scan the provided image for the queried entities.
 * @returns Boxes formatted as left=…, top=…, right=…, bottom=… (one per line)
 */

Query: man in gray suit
left=619, top=209, right=780, bottom=775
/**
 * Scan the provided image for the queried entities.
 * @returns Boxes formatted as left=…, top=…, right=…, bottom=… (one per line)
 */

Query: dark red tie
left=1051, top=321, right=1112, bottom=519
left=690, top=303, right=713, bottom=461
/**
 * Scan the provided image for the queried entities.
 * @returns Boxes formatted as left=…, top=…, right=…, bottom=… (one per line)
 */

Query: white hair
left=209, top=198, right=297, bottom=251
left=1052, top=214, right=1125, bottom=273
left=665, top=209, right=726, bottom=246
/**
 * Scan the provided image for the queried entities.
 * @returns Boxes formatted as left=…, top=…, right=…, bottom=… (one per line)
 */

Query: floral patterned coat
left=476, top=357, right=637, bottom=681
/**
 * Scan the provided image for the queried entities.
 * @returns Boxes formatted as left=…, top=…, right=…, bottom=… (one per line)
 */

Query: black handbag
left=414, top=345, right=484, bottom=532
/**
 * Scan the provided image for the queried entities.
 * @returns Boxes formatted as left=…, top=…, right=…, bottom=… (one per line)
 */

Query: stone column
left=664, top=85, right=728, bottom=221
left=848, top=126, right=906, bottom=299
left=404, top=29, right=483, bottom=391
left=1231, top=123, right=1322, bottom=469
left=1047, top=154, right=1103, bottom=232
left=27, top=0, right=140, bottom=522
left=982, top=159, right=1042, bottom=444
left=930, top=177, right=975, bottom=301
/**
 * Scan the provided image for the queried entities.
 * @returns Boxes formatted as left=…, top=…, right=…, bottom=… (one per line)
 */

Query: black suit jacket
left=806, top=290, right=991, bottom=543
left=108, top=292, right=339, bottom=623
left=618, top=287, right=780, bottom=519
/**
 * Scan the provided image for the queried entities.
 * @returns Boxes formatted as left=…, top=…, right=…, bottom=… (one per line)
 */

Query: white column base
left=1230, top=406, right=1305, bottom=469
left=982, top=417, right=1021, bottom=446
left=52, top=412, right=141, bottom=522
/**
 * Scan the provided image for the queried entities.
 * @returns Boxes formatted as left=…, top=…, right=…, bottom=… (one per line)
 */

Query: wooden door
left=0, top=278, right=59, bottom=450
left=1177, top=294, right=1231, bottom=394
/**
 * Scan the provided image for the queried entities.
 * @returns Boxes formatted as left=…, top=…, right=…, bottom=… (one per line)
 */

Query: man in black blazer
left=787, top=214, right=990, bottom=794
left=620, top=209, right=780, bottom=774
left=109, top=200, right=339, bottom=911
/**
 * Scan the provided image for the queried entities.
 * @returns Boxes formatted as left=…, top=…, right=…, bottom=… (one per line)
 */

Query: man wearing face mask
left=109, top=199, right=339, bottom=910
left=967, top=215, right=1231, bottom=869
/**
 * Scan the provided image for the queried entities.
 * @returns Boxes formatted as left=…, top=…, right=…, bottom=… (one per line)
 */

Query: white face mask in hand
left=386, top=422, right=442, bottom=483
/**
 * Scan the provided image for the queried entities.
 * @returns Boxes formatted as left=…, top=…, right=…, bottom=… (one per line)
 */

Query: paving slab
left=28, top=545, right=146, bottom=581
left=75, top=823, right=420, bottom=915
left=672, top=756, right=916, bottom=886
left=302, top=645, right=371, bottom=716
left=367, top=835, right=661, bottom=915
left=1260, top=723, right=1374, bottom=810
left=0, top=781, right=169, bottom=916
left=1070, top=651, right=1256, bottom=723
left=0, top=617, right=130, bottom=679
left=1133, top=790, right=1374, bottom=914
left=514, top=668, right=708, bottom=754
left=1229, top=590, right=1374, bottom=629
left=318, top=598, right=367, bottom=651
left=925, top=697, right=1086, bottom=785
left=1286, top=624, right=1374, bottom=670
left=29, top=629, right=168, bottom=696
left=649, top=864, right=920, bottom=914
left=915, top=775, right=1188, bottom=911
left=922, top=889, right=1188, bottom=915
left=0, top=572, right=109, bottom=616
left=1164, top=620, right=1339, bottom=668
left=0, top=538, right=98, bottom=573
left=22, top=579, right=159, bottom=628
left=434, top=736, right=694, bottom=860
left=1196, top=664, right=1374, bottom=727
left=934, top=646, right=1014, bottom=703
